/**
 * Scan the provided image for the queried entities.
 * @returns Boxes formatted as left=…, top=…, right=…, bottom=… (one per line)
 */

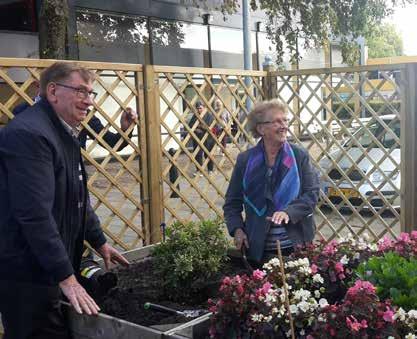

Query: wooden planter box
left=65, top=244, right=212, bottom=339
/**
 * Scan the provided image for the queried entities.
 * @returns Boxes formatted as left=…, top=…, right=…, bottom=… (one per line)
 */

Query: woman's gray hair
left=247, top=99, right=288, bottom=138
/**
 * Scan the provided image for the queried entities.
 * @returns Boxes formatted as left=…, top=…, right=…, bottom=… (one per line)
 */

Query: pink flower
left=334, top=262, right=344, bottom=274
left=346, top=280, right=376, bottom=298
left=222, top=276, right=231, bottom=285
left=411, top=231, right=417, bottom=239
left=399, top=232, right=411, bottom=243
left=310, top=264, right=318, bottom=274
left=252, top=269, right=266, bottom=280
left=378, top=236, right=393, bottom=251
left=383, top=307, right=394, bottom=323
left=323, top=240, right=338, bottom=255
left=338, top=273, right=346, bottom=280
left=261, top=281, right=272, bottom=294
left=236, top=284, right=244, bottom=296
left=360, top=319, right=368, bottom=329
left=346, top=316, right=367, bottom=332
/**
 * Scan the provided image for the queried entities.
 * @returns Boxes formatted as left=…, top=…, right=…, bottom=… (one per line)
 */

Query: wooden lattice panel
left=0, top=58, right=148, bottom=250
left=153, top=66, right=267, bottom=225
left=271, top=65, right=404, bottom=242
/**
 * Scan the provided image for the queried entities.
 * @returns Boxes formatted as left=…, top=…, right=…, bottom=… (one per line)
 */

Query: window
left=0, top=0, right=37, bottom=32
left=210, top=26, right=244, bottom=69
left=151, top=19, right=207, bottom=67
left=76, top=10, right=148, bottom=64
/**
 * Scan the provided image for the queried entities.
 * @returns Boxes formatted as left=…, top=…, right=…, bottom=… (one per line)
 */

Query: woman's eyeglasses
left=258, top=118, right=289, bottom=127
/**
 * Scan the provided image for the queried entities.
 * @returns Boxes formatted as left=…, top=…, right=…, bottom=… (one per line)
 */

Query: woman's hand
left=267, top=211, right=290, bottom=225
left=234, top=228, right=249, bottom=251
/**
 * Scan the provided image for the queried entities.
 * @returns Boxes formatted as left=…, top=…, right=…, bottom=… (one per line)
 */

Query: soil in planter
left=99, top=256, right=248, bottom=327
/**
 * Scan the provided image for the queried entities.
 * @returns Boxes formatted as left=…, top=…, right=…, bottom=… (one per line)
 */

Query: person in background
left=13, top=80, right=137, bottom=152
left=223, top=99, right=320, bottom=264
left=214, top=98, right=232, bottom=152
left=0, top=62, right=129, bottom=339
left=189, top=100, right=216, bottom=175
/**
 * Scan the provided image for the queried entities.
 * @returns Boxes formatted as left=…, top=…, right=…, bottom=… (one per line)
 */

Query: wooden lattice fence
left=1, top=58, right=417, bottom=249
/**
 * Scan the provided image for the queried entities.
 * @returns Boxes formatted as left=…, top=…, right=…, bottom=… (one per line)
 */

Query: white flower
left=299, top=329, right=305, bottom=336
left=319, top=298, right=329, bottom=308
left=353, top=252, right=361, bottom=260
left=408, top=310, right=417, bottom=319
left=293, top=289, right=311, bottom=301
left=405, top=334, right=416, bottom=339
left=314, top=290, right=321, bottom=298
left=394, top=307, right=406, bottom=322
left=340, top=255, right=349, bottom=265
left=318, top=314, right=326, bottom=322
left=251, top=313, right=262, bottom=322
left=312, top=273, right=324, bottom=284
left=387, top=336, right=395, bottom=339
left=298, top=301, right=310, bottom=313
left=369, top=243, right=378, bottom=251
left=289, top=304, right=298, bottom=314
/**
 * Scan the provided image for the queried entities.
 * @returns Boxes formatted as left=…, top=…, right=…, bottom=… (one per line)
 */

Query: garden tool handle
left=144, top=302, right=183, bottom=316
left=241, top=246, right=254, bottom=273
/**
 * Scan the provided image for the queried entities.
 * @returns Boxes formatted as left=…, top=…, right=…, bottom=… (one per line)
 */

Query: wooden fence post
left=262, top=57, right=277, bottom=100
left=401, top=63, right=417, bottom=232
left=143, top=65, right=163, bottom=243
left=135, top=69, right=152, bottom=245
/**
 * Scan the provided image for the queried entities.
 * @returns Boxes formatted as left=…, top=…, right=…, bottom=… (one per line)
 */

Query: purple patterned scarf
left=243, top=141, right=300, bottom=216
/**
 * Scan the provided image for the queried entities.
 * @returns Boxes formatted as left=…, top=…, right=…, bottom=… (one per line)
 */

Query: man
left=189, top=100, right=217, bottom=175
left=13, top=81, right=137, bottom=151
left=0, top=62, right=129, bottom=339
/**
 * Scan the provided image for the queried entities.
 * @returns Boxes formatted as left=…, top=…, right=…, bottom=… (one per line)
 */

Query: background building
left=0, top=0, right=346, bottom=70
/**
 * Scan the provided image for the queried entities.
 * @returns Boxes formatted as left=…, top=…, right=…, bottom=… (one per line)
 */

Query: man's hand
left=59, top=274, right=100, bottom=315
left=234, top=228, right=249, bottom=251
left=267, top=211, right=290, bottom=225
left=97, top=243, right=130, bottom=270
left=120, top=107, right=138, bottom=132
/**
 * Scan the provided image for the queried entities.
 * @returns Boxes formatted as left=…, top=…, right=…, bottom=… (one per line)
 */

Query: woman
left=214, top=99, right=231, bottom=150
left=223, top=99, right=320, bottom=263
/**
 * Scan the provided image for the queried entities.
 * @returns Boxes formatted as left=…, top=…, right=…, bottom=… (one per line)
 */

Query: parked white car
left=319, top=115, right=400, bottom=210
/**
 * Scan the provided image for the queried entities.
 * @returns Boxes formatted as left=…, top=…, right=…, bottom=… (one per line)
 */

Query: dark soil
left=99, top=255, right=248, bottom=327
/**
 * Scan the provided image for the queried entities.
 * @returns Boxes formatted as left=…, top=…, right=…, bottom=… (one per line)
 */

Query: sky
left=390, top=4, right=417, bottom=56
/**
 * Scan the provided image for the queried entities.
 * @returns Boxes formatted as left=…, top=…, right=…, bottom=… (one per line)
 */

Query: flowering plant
left=208, top=232, right=417, bottom=338
left=310, top=280, right=398, bottom=338
left=377, top=231, right=417, bottom=258
left=290, top=234, right=375, bottom=303
left=209, top=257, right=327, bottom=338
left=208, top=271, right=280, bottom=338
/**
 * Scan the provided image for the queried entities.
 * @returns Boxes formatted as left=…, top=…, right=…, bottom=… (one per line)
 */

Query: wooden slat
left=0, top=57, right=142, bottom=71
left=153, top=64, right=266, bottom=76
left=270, top=63, right=407, bottom=77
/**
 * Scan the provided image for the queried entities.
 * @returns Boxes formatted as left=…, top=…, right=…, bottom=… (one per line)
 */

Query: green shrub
left=355, top=251, right=417, bottom=310
left=152, top=219, right=230, bottom=301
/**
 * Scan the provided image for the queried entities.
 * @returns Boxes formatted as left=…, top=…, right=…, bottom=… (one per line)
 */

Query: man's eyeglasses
left=55, top=83, right=98, bottom=100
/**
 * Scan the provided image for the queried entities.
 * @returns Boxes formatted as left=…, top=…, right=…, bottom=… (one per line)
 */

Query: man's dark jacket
left=13, top=101, right=128, bottom=150
left=0, top=99, right=106, bottom=285
left=223, top=143, right=320, bottom=262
